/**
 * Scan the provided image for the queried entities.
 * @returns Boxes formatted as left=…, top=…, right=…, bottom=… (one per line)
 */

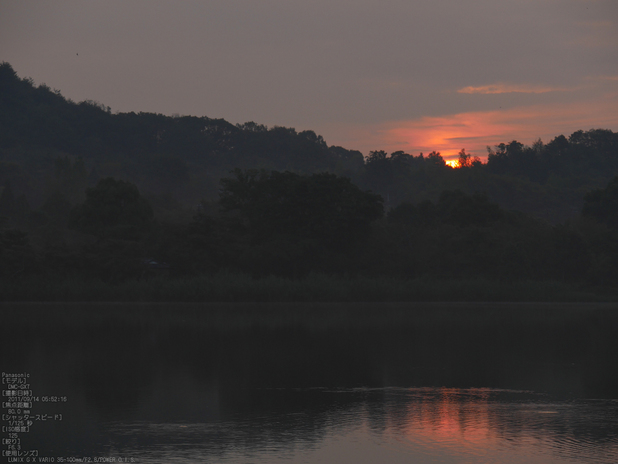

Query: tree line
left=2, top=61, right=618, bottom=228
left=2, top=170, right=618, bottom=289
left=2, top=60, right=618, bottom=290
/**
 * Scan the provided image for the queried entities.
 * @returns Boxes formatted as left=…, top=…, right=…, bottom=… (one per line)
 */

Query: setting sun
left=368, top=94, right=618, bottom=162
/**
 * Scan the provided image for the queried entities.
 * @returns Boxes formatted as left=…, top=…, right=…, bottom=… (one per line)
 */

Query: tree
left=456, top=149, right=471, bottom=168
left=387, top=200, right=436, bottom=226
left=218, top=169, right=383, bottom=275
left=426, top=151, right=446, bottom=167
left=437, top=190, right=503, bottom=226
left=0, top=181, right=30, bottom=226
left=388, top=190, right=503, bottom=227
left=69, top=178, right=154, bottom=240
left=0, top=229, right=37, bottom=278
left=220, top=169, right=383, bottom=247
left=582, top=177, right=618, bottom=228
left=0, top=181, right=15, bottom=218
left=363, top=150, right=394, bottom=198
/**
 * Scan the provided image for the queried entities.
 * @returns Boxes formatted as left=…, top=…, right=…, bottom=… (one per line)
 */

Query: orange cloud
left=458, top=83, right=571, bottom=94
left=380, top=95, right=618, bottom=161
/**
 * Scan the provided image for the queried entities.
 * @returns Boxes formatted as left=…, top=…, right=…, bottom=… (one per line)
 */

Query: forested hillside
left=2, top=61, right=618, bottom=224
left=0, top=62, right=362, bottom=214
left=2, top=61, right=618, bottom=297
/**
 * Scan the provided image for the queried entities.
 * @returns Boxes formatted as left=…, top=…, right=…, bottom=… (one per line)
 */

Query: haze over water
left=2, top=302, right=617, bottom=463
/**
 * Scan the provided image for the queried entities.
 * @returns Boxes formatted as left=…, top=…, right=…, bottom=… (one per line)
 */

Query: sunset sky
left=1, top=0, right=617, bottom=161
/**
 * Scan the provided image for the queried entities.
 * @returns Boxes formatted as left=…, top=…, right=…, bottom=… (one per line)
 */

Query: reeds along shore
left=0, top=272, right=614, bottom=302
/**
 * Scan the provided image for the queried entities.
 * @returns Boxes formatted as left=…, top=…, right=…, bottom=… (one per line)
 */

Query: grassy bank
left=1, top=272, right=616, bottom=302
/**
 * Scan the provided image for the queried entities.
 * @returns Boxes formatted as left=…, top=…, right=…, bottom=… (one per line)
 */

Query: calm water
left=1, top=302, right=618, bottom=463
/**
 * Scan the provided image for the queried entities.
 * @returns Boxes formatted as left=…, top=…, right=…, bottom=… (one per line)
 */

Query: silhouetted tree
left=217, top=169, right=383, bottom=275
left=220, top=169, right=383, bottom=247
left=0, top=181, right=15, bottom=218
left=456, top=149, right=472, bottom=168
left=69, top=178, right=154, bottom=240
left=437, top=190, right=503, bottom=226
left=426, top=151, right=446, bottom=167
left=0, top=229, right=37, bottom=278
left=582, top=177, right=618, bottom=228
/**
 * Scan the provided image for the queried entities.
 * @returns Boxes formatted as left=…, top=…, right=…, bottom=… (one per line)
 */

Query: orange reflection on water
left=399, top=388, right=496, bottom=452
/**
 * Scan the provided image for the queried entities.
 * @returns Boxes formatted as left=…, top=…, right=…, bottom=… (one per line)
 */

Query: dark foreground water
left=1, top=302, right=618, bottom=463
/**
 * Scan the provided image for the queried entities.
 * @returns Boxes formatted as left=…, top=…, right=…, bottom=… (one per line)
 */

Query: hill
left=3, top=62, right=618, bottom=298
left=0, top=62, right=363, bottom=214
left=2, top=61, right=618, bottom=225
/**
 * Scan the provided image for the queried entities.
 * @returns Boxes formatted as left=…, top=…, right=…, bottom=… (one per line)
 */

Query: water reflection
left=385, top=388, right=618, bottom=463
left=1, top=303, right=618, bottom=463
left=97, top=388, right=618, bottom=463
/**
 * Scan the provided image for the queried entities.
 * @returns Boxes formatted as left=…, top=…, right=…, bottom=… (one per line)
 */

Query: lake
left=1, top=302, right=617, bottom=463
